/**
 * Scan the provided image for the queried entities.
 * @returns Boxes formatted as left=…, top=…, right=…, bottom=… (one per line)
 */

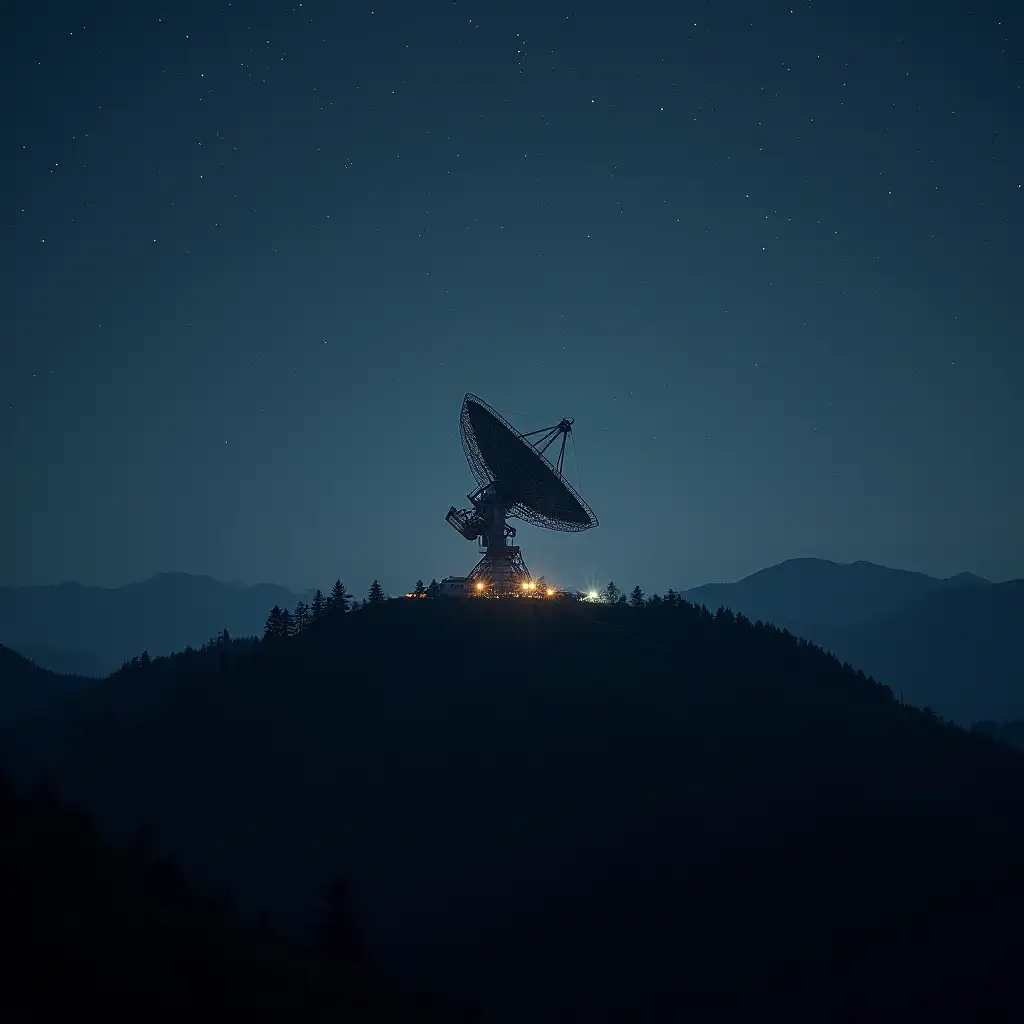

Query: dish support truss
left=446, top=485, right=532, bottom=597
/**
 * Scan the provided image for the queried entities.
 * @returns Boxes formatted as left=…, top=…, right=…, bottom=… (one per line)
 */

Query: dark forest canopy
left=0, top=768, right=479, bottom=1022
left=4, top=597, right=1024, bottom=1021
left=0, top=643, right=95, bottom=727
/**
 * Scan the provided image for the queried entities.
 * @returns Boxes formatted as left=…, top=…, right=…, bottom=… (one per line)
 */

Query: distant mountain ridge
left=681, top=557, right=991, bottom=635
left=3, top=558, right=1016, bottom=724
left=0, top=574, right=312, bottom=677
left=680, top=558, right=1018, bottom=725
left=812, top=579, right=1024, bottom=725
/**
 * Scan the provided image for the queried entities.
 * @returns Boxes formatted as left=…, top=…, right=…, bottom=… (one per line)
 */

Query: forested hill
left=5, top=597, right=1024, bottom=1021
left=0, top=768, right=480, bottom=1022
left=0, top=644, right=95, bottom=727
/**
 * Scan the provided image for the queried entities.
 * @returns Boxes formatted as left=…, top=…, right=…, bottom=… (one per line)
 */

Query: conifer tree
left=426, top=578, right=441, bottom=599
left=328, top=579, right=350, bottom=614
left=603, top=581, right=621, bottom=604
left=310, top=589, right=326, bottom=621
left=367, top=580, right=386, bottom=604
left=293, top=600, right=311, bottom=633
left=665, top=588, right=679, bottom=605
left=629, top=585, right=645, bottom=607
left=413, top=579, right=426, bottom=596
left=280, top=607, right=294, bottom=637
left=264, top=605, right=284, bottom=639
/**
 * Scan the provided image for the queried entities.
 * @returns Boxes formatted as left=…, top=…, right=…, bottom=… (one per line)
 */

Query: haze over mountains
left=3, top=558, right=1018, bottom=725
left=5, top=597, right=1024, bottom=1021
left=680, top=559, right=1020, bottom=724
left=0, top=574, right=310, bottom=677
left=680, top=557, right=992, bottom=634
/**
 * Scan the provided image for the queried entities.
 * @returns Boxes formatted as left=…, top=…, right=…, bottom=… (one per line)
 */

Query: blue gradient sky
left=4, top=1, right=1022, bottom=595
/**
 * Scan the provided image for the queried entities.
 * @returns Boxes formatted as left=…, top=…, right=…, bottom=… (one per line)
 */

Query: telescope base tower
left=467, top=545, right=531, bottom=598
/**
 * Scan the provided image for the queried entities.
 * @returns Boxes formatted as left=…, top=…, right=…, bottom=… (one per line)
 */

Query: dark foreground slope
left=6, top=598, right=1024, bottom=1021
left=0, top=643, right=96, bottom=727
left=0, top=770, right=478, bottom=1022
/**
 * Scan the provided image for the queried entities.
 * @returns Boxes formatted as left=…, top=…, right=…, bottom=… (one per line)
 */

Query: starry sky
left=4, top=0, right=1022, bottom=596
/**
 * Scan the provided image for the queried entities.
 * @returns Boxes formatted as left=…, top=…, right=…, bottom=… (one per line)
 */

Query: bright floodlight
left=588, top=590, right=599, bottom=600
left=546, top=588, right=555, bottom=596
left=476, top=581, right=485, bottom=590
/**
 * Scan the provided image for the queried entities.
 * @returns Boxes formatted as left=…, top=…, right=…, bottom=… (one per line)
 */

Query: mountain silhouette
left=0, top=644, right=95, bottom=728
left=811, top=579, right=1024, bottom=724
left=4, top=641, right=109, bottom=679
left=679, top=557, right=1012, bottom=722
left=0, top=574, right=310, bottom=676
left=681, top=557, right=990, bottom=634
left=6, top=597, right=1024, bottom=1021
left=972, top=719, right=1024, bottom=750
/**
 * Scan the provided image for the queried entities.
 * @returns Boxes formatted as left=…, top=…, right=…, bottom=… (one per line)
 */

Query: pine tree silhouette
left=603, top=581, right=621, bottom=604
left=629, top=585, right=645, bottom=607
left=414, top=579, right=426, bottom=596
left=264, top=605, right=284, bottom=639
left=329, top=580, right=351, bottom=614
left=367, top=580, right=386, bottom=604
left=311, top=589, right=326, bottom=620
left=294, top=600, right=311, bottom=633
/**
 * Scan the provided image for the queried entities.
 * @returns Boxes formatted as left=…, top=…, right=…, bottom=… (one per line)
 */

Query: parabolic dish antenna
left=445, top=393, right=598, bottom=596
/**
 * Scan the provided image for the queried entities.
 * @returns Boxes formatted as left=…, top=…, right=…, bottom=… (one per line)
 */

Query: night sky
left=5, top=1, right=1022, bottom=596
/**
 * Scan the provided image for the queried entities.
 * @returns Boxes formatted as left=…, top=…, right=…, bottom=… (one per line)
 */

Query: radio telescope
left=445, top=393, right=598, bottom=596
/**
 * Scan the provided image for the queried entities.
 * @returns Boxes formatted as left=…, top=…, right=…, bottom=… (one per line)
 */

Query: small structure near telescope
left=437, top=576, right=471, bottom=598
left=445, top=393, right=598, bottom=598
